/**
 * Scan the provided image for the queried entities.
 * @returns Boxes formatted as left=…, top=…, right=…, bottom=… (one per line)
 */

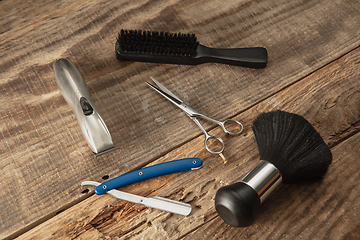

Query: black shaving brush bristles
left=252, top=110, right=332, bottom=183
left=117, top=30, right=199, bottom=57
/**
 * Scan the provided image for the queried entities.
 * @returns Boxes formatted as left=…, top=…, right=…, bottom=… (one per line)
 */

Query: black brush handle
left=215, top=161, right=282, bottom=227
left=215, top=182, right=260, bottom=227
left=196, top=45, right=268, bottom=68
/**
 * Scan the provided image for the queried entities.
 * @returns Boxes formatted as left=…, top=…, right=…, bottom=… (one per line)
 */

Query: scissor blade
left=147, top=77, right=183, bottom=104
left=149, top=77, right=183, bottom=103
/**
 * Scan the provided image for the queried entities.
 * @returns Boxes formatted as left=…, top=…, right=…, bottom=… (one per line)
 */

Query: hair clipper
left=54, top=59, right=118, bottom=157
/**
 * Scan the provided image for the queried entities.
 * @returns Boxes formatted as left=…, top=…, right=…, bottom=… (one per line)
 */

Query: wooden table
left=1, top=0, right=360, bottom=239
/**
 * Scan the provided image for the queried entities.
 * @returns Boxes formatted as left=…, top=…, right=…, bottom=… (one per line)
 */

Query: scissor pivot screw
left=103, top=185, right=107, bottom=189
left=139, top=172, right=143, bottom=176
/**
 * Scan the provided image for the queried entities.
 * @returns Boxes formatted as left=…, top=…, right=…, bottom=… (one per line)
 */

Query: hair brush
left=215, top=110, right=332, bottom=227
left=115, top=30, right=268, bottom=68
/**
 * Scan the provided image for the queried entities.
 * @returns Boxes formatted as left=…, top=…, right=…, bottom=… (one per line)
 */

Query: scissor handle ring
left=204, top=135, right=225, bottom=155
left=221, top=119, right=244, bottom=135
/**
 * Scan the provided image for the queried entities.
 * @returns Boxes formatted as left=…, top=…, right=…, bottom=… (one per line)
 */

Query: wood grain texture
left=16, top=35, right=360, bottom=240
left=1, top=0, right=360, bottom=239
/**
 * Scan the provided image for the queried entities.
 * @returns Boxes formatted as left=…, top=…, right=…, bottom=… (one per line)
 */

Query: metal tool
left=95, top=158, right=203, bottom=195
left=145, top=77, right=243, bottom=156
left=54, top=59, right=118, bottom=157
left=81, top=181, right=192, bottom=216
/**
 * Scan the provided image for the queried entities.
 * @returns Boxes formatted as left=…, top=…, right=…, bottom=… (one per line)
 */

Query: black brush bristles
left=115, top=29, right=268, bottom=68
left=118, top=30, right=199, bottom=57
left=252, top=110, right=332, bottom=184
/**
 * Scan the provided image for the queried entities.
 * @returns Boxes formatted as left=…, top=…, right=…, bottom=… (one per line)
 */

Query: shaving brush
left=215, top=110, right=332, bottom=227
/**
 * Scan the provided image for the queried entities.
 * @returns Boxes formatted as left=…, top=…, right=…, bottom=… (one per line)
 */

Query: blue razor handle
left=95, top=158, right=203, bottom=195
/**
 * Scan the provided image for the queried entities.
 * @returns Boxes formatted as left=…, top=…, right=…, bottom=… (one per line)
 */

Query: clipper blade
left=94, top=146, right=119, bottom=158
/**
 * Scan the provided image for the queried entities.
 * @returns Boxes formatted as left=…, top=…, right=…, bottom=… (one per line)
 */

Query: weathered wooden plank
left=1, top=0, right=360, bottom=238
left=16, top=35, right=360, bottom=240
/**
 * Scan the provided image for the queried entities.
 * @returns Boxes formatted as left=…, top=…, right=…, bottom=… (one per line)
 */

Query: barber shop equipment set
left=54, top=30, right=332, bottom=225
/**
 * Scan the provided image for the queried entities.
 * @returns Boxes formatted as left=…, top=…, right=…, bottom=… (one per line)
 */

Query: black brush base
left=215, top=182, right=260, bottom=227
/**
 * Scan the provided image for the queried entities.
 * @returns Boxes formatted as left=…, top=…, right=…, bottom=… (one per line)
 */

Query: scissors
left=145, top=77, right=243, bottom=156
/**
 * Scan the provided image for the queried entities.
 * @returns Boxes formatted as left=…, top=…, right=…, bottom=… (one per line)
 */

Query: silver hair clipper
left=54, top=59, right=118, bottom=157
